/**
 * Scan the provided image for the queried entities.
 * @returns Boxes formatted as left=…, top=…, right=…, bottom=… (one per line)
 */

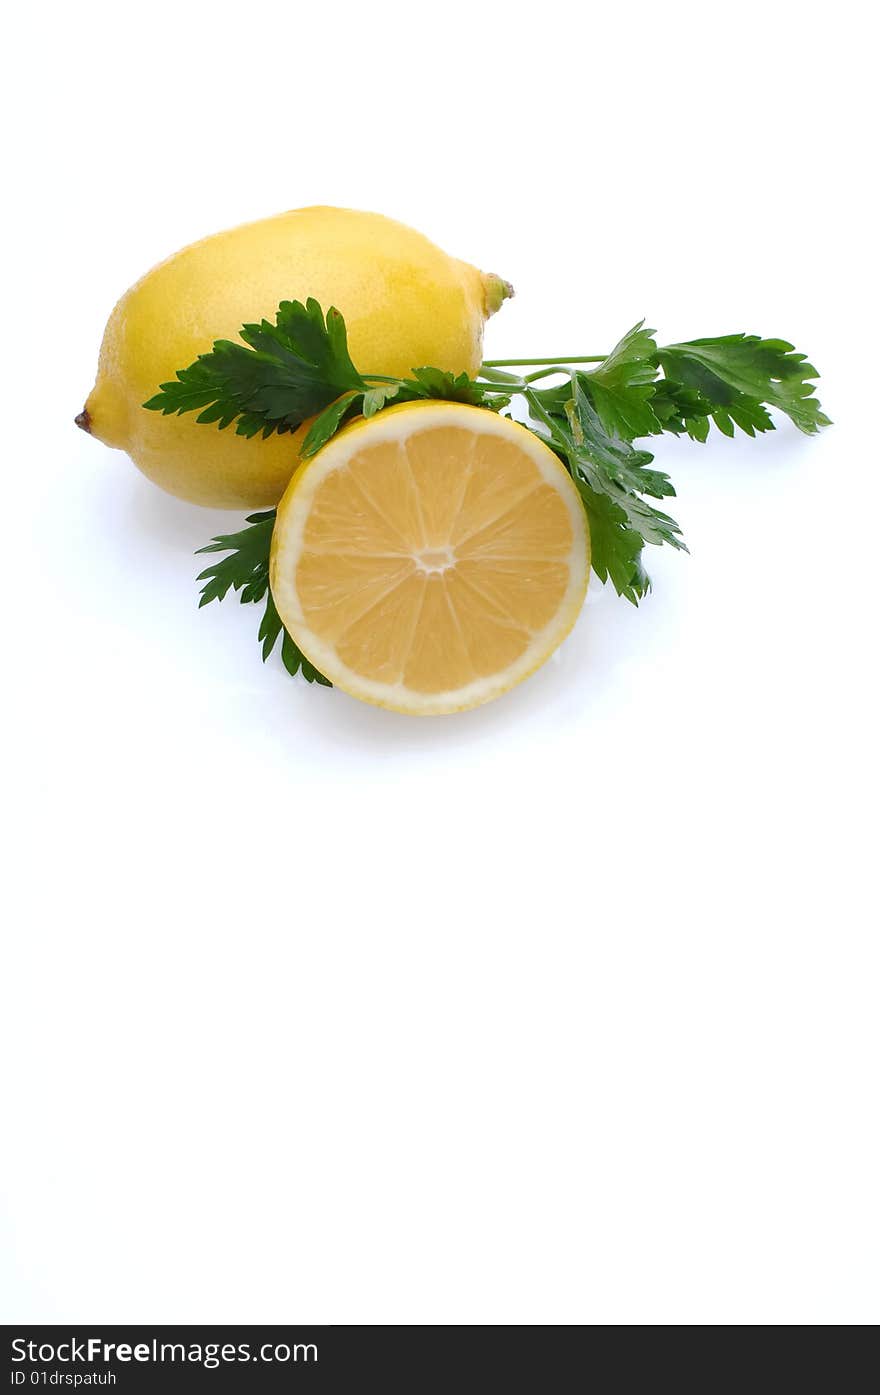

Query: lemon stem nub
left=75, top=408, right=91, bottom=434
left=484, top=274, right=515, bottom=317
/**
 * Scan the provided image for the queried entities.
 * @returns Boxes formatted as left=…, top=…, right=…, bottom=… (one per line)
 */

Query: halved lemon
left=270, top=401, right=590, bottom=714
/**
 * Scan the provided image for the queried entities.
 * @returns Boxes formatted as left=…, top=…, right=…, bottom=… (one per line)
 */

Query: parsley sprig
left=480, top=321, right=828, bottom=601
left=195, top=511, right=329, bottom=683
left=144, top=297, right=508, bottom=453
left=146, top=301, right=827, bottom=682
left=144, top=299, right=364, bottom=439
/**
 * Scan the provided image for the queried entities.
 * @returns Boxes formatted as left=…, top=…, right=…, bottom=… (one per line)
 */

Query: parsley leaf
left=574, top=484, right=652, bottom=601
left=195, top=510, right=275, bottom=606
left=302, top=391, right=364, bottom=457
left=144, top=299, right=365, bottom=438
left=363, top=382, right=402, bottom=417
left=657, top=334, right=830, bottom=436
left=527, top=378, right=684, bottom=604
left=400, top=367, right=499, bottom=406
left=650, top=379, right=719, bottom=441
left=645, top=378, right=709, bottom=440
left=195, top=511, right=330, bottom=685
left=568, top=379, right=676, bottom=501
left=582, top=321, right=662, bottom=440
left=565, top=382, right=685, bottom=598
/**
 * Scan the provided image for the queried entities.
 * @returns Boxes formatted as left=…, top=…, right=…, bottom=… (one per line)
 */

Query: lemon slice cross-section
left=270, top=401, right=590, bottom=715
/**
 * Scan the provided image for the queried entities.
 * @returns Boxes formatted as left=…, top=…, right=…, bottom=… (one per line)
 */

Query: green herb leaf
left=257, top=586, right=283, bottom=661
left=657, top=334, right=830, bottom=436
left=649, top=379, right=715, bottom=440
left=402, top=368, right=501, bottom=407
left=566, top=381, right=684, bottom=597
left=280, top=626, right=332, bottom=685
left=195, top=510, right=275, bottom=605
left=363, top=383, right=401, bottom=417
left=261, top=590, right=330, bottom=684
left=569, top=377, right=677, bottom=500
left=583, top=321, right=662, bottom=440
left=574, top=482, right=653, bottom=601
left=144, top=299, right=366, bottom=438
left=196, top=510, right=331, bottom=686
left=652, top=357, right=777, bottom=441
left=302, top=391, right=364, bottom=457
left=527, top=378, right=684, bottom=603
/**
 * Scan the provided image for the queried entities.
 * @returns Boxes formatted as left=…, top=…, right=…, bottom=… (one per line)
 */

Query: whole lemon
left=78, top=207, right=512, bottom=508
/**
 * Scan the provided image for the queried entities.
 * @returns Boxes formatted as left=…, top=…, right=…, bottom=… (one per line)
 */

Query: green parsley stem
left=360, top=370, right=523, bottom=397
left=480, top=364, right=597, bottom=390
left=482, top=355, right=606, bottom=368
left=362, top=371, right=520, bottom=388
left=523, top=367, right=579, bottom=385
left=523, top=388, right=570, bottom=449
left=476, top=366, right=528, bottom=388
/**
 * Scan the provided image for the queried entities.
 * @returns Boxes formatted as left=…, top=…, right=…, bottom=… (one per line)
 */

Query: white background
left=3, top=0, right=877, bottom=1325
